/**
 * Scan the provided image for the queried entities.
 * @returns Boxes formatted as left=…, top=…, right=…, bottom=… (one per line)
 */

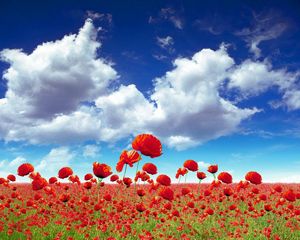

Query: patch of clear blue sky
left=0, top=0, right=300, bottom=181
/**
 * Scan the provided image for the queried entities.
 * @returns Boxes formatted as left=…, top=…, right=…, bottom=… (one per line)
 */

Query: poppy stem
left=185, top=172, right=188, bottom=183
left=134, top=160, right=140, bottom=194
left=123, top=164, right=128, bottom=179
left=213, top=173, right=216, bottom=180
left=97, top=178, right=102, bottom=202
left=178, top=176, right=181, bottom=184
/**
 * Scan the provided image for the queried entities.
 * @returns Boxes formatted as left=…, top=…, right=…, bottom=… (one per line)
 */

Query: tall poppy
left=93, top=162, right=112, bottom=179
left=116, top=150, right=141, bottom=172
left=183, top=160, right=198, bottom=172
left=132, top=134, right=162, bottom=158
left=142, top=163, right=158, bottom=175
left=207, top=165, right=218, bottom=174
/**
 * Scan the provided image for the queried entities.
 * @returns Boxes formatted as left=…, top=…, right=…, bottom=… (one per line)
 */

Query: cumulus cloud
left=1, top=19, right=298, bottom=150
left=228, top=59, right=300, bottom=109
left=8, top=156, right=26, bottom=167
left=0, top=18, right=117, bottom=120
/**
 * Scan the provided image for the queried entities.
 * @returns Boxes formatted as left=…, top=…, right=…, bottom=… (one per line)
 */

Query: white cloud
left=0, top=19, right=298, bottom=151
left=83, top=144, right=100, bottom=158
left=8, top=156, right=26, bottom=167
left=156, top=36, right=174, bottom=53
left=228, top=59, right=300, bottom=109
left=36, top=147, right=74, bottom=178
left=150, top=8, right=184, bottom=30
left=236, top=10, right=288, bottom=59
left=0, top=18, right=117, bottom=121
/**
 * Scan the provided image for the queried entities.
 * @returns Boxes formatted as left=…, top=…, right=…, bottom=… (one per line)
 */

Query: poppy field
left=0, top=134, right=300, bottom=240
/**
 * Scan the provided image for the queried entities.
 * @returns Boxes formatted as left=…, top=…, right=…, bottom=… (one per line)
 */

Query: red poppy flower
left=156, top=174, right=171, bottom=186
left=110, top=174, right=119, bottom=182
left=223, top=187, right=233, bottom=196
left=93, top=162, right=112, bottom=179
left=123, top=177, right=132, bottom=187
left=207, top=165, right=218, bottom=174
left=59, top=193, right=70, bottom=202
left=48, top=177, right=57, bottom=184
left=283, top=189, right=296, bottom=202
left=183, top=160, right=198, bottom=172
left=142, top=163, right=158, bottom=175
left=58, top=167, right=73, bottom=179
left=7, top=174, right=16, bottom=182
left=137, top=189, right=146, bottom=197
left=32, top=177, right=48, bottom=191
left=159, top=187, right=174, bottom=201
left=197, top=172, right=206, bottom=180
left=17, top=163, right=34, bottom=176
left=83, top=181, right=93, bottom=190
left=217, top=172, right=232, bottom=184
left=136, top=203, right=146, bottom=212
left=84, top=173, right=93, bottom=181
left=116, top=150, right=141, bottom=172
left=175, top=167, right=188, bottom=179
left=132, top=134, right=162, bottom=158
left=245, top=171, right=262, bottom=185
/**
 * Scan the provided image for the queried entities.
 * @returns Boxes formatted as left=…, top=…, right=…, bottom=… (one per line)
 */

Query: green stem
left=178, top=175, right=181, bottom=184
left=123, top=164, right=128, bottom=179
left=185, top=172, right=188, bottom=183
left=97, top=178, right=102, bottom=202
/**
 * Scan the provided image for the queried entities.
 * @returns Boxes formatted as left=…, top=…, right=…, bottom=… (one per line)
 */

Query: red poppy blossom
left=123, top=177, right=132, bottom=187
left=245, top=171, right=262, bottom=185
left=217, top=172, right=233, bottom=184
left=32, top=177, right=48, bottom=191
left=132, top=134, right=162, bottom=158
left=136, top=202, right=146, bottom=212
left=110, top=174, right=119, bottom=182
left=48, top=177, right=57, bottom=184
left=283, top=189, right=296, bottom=202
left=223, top=187, right=233, bottom=196
left=156, top=174, right=171, bottom=186
left=207, top=165, right=218, bottom=174
left=142, top=163, right=158, bottom=175
left=183, top=160, right=198, bottom=172
left=7, top=174, right=16, bottom=182
left=58, top=167, right=73, bottom=179
left=84, top=173, right=93, bottom=181
left=17, top=163, right=34, bottom=176
left=59, top=193, right=70, bottom=202
left=159, top=187, right=174, bottom=201
left=93, top=162, right=112, bottom=179
left=116, top=150, right=141, bottom=172
left=83, top=181, right=93, bottom=190
left=175, top=167, right=188, bottom=179
left=197, top=172, right=206, bottom=180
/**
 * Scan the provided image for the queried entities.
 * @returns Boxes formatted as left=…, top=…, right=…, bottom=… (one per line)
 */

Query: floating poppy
left=116, top=150, right=141, bottom=172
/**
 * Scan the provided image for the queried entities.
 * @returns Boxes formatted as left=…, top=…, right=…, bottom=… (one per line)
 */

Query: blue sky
left=0, top=0, right=300, bottom=182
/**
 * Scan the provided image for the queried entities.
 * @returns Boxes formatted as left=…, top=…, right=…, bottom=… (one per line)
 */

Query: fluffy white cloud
left=36, top=147, right=74, bottom=178
left=1, top=19, right=298, bottom=151
left=228, top=60, right=300, bottom=108
left=0, top=18, right=117, bottom=120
